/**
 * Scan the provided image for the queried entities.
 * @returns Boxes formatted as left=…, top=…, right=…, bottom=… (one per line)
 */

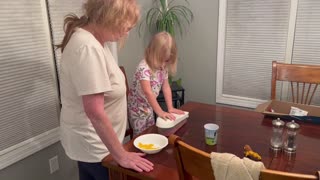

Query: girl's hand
left=116, top=151, right=154, bottom=172
left=168, top=108, right=185, bottom=115
left=158, top=111, right=176, bottom=121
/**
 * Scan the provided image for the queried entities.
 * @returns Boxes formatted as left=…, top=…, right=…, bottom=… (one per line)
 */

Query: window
left=0, top=0, right=59, bottom=169
left=217, top=0, right=320, bottom=108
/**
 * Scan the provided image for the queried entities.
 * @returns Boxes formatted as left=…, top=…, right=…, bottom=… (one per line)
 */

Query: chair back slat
left=309, top=84, right=318, bottom=105
left=305, top=83, right=312, bottom=104
left=119, top=66, right=133, bottom=139
left=271, top=61, right=320, bottom=105
left=288, top=82, right=318, bottom=104
left=119, top=66, right=129, bottom=98
left=301, top=82, right=305, bottom=104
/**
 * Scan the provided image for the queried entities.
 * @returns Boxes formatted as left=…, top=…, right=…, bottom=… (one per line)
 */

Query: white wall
left=0, top=142, right=78, bottom=180
left=118, top=0, right=153, bottom=86
left=178, top=0, right=219, bottom=104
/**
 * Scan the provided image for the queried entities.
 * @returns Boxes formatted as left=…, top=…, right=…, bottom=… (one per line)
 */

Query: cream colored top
left=59, top=28, right=127, bottom=162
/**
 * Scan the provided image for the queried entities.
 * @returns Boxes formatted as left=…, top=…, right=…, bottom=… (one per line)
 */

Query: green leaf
left=169, top=75, right=173, bottom=85
left=171, top=6, right=193, bottom=24
left=139, top=0, right=193, bottom=38
left=147, top=8, right=162, bottom=33
left=160, top=0, right=167, bottom=11
left=171, top=13, right=183, bottom=36
left=176, top=78, right=182, bottom=87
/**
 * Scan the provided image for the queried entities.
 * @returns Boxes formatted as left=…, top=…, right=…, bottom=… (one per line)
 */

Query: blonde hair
left=57, top=0, right=140, bottom=52
left=145, top=32, right=178, bottom=75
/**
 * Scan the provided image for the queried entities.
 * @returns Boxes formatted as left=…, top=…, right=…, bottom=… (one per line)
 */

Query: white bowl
left=133, top=134, right=168, bottom=154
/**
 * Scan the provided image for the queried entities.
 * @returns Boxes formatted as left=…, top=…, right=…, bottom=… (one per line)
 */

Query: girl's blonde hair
left=145, top=32, right=178, bottom=75
left=57, top=0, right=140, bottom=52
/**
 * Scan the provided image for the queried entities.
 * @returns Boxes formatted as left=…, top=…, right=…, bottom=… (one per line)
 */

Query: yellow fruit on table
left=138, top=142, right=159, bottom=150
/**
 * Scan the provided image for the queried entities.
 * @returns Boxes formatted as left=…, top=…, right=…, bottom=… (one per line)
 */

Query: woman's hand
left=116, top=151, right=154, bottom=172
left=168, top=108, right=185, bottom=115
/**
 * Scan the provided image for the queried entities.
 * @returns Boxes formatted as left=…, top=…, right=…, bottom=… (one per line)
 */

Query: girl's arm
left=82, top=93, right=153, bottom=172
left=162, top=79, right=185, bottom=115
left=161, top=79, right=174, bottom=110
left=140, top=80, right=175, bottom=120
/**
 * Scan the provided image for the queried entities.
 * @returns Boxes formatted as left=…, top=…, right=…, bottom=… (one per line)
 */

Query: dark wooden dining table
left=102, top=101, right=320, bottom=180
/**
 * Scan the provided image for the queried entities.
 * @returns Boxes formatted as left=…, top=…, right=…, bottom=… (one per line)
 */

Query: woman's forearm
left=82, top=94, right=126, bottom=162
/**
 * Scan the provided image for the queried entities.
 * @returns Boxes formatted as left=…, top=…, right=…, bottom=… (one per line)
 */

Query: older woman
left=57, top=0, right=153, bottom=179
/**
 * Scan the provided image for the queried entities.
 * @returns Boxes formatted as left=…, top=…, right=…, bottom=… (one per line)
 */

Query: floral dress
left=128, top=60, right=168, bottom=135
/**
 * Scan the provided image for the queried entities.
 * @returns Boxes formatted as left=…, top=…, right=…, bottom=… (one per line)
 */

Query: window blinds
left=292, top=0, right=320, bottom=105
left=292, top=0, right=320, bottom=65
left=0, top=0, right=60, bottom=169
left=47, top=0, right=85, bottom=75
left=217, top=0, right=290, bottom=107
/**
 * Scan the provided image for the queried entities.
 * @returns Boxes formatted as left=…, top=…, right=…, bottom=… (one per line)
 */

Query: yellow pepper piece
left=138, top=142, right=159, bottom=150
left=244, top=150, right=262, bottom=161
left=244, top=144, right=262, bottom=161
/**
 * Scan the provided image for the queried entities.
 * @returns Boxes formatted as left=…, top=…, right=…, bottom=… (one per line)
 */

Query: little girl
left=128, top=32, right=184, bottom=135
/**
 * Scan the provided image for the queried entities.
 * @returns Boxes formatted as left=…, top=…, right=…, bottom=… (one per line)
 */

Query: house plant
left=139, top=0, right=194, bottom=86
left=139, top=0, right=193, bottom=37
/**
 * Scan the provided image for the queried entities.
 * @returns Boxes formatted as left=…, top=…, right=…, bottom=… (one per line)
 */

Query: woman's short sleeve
left=69, top=45, right=112, bottom=96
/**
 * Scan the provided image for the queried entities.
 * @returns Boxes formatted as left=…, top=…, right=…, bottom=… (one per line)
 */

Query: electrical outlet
left=49, top=156, right=59, bottom=174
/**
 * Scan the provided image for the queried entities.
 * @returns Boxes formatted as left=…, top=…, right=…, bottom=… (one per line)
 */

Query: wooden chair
left=169, top=134, right=215, bottom=180
left=260, top=169, right=319, bottom=180
left=271, top=61, right=320, bottom=105
left=119, top=66, right=133, bottom=140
